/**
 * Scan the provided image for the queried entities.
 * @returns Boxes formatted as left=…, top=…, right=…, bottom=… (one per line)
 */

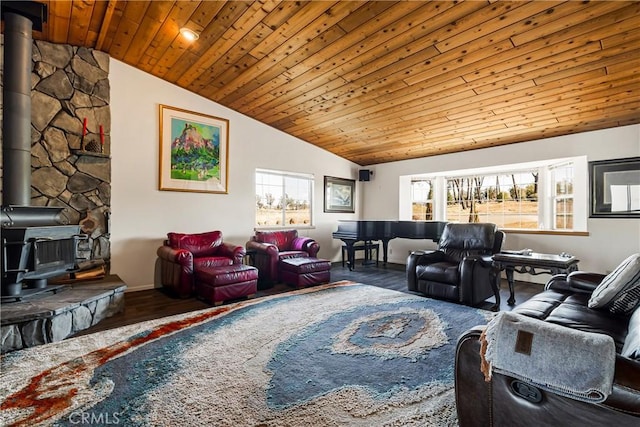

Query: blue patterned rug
left=0, top=282, right=494, bottom=426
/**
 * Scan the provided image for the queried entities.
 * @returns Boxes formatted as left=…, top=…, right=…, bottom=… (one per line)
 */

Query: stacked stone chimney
left=0, top=35, right=111, bottom=266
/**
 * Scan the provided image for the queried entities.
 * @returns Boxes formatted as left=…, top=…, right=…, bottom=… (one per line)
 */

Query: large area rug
left=1, top=282, right=494, bottom=426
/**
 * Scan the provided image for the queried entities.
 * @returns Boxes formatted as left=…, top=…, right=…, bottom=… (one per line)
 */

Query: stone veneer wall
left=0, top=36, right=111, bottom=266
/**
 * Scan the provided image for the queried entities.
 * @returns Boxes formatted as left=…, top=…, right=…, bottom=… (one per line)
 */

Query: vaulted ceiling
left=22, top=1, right=640, bottom=165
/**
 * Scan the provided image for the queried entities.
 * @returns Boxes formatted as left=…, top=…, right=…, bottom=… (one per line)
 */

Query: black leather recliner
left=406, top=222, right=504, bottom=308
left=455, top=271, right=640, bottom=426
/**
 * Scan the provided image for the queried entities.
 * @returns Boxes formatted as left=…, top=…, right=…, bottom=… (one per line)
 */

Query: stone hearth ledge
left=0, top=275, right=126, bottom=353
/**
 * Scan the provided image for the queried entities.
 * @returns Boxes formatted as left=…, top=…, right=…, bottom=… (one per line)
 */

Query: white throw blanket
left=481, top=311, right=616, bottom=403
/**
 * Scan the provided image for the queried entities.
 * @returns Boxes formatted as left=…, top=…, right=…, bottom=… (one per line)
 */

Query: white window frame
left=410, top=179, right=435, bottom=220
left=255, top=169, right=314, bottom=229
left=550, top=161, right=575, bottom=230
left=401, top=156, right=587, bottom=232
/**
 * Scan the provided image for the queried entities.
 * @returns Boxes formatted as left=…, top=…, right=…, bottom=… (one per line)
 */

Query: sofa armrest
left=567, top=271, right=607, bottom=293
left=157, top=245, right=193, bottom=268
left=407, top=250, right=443, bottom=291
left=478, top=254, right=494, bottom=268
left=414, top=250, right=445, bottom=264
left=458, top=254, right=493, bottom=271
left=218, top=242, right=246, bottom=264
left=292, top=237, right=319, bottom=257
left=455, top=325, right=640, bottom=424
left=157, top=245, right=194, bottom=298
left=455, top=326, right=492, bottom=427
left=546, top=271, right=606, bottom=294
left=406, top=251, right=423, bottom=291
left=456, top=254, right=501, bottom=307
left=246, top=240, right=280, bottom=283
left=600, top=354, right=640, bottom=417
left=458, top=256, right=480, bottom=283
left=246, top=240, right=279, bottom=257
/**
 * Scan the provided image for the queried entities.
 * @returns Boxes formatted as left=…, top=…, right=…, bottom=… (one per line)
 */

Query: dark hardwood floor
left=77, top=261, right=542, bottom=336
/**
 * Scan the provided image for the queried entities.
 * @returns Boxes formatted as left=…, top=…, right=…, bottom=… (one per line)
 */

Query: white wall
left=111, top=57, right=639, bottom=290
left=110, top=60, right=359, bottom=290
left=365, top=124, right=640, bottom=282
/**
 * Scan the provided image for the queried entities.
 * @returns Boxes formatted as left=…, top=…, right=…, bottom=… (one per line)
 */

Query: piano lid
left=332, top=220, right=447, bottom=240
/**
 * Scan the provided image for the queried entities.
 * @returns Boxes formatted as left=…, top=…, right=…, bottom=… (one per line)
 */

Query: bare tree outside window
left=255, top=171, right=313, bottom=227
left=407, top=159, right=578, bottom=231
left=446, top=172, right=540, bottom=228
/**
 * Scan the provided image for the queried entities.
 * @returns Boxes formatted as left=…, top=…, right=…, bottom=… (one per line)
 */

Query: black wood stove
left=1, top=206, right=82, bottom=301
left=1, top=2, right=83, bottom=302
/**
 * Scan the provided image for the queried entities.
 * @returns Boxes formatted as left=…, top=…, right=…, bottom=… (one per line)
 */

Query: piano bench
left=341, top=241, right=379, bottom=268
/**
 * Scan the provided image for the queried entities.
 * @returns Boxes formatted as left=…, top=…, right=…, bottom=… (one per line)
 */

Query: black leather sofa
left=455, top=271, right=640, bottom=426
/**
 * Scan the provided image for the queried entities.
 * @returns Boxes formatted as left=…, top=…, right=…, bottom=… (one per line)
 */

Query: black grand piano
left=332, top=220, right=448, bottom=270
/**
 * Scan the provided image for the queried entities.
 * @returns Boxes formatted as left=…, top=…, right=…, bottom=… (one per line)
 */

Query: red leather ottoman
left=194, top=264, right=258, bottom=305
left=279, top=257, right=331, bottom=288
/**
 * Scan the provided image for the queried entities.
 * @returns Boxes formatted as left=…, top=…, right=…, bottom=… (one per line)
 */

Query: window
left=445, top=171, right=540, bottom=228
left=410, top=179, right=434, bottom=220
left=551, top=162, right=574, bottom=230
left=405, top=157, right=586, bottom=232
left=255, top=169, right=313, bottom=227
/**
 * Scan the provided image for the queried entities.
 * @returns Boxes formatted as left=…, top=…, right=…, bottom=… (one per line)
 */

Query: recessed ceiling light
left=179, top=27, right=199, bottom=41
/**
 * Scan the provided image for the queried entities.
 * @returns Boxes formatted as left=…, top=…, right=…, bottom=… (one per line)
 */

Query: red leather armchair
left=246, top=229, right=319, bottom=285
left=157, top=230, right=245, bottom=298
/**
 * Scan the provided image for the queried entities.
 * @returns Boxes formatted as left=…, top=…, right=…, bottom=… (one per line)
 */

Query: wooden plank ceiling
left=27, top=1, right=640, bottom=165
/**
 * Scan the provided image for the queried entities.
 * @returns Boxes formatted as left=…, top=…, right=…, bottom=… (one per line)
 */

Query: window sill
left=501, top=228, right=589, bottom=237
left=254, top=225, right=316, bottom=231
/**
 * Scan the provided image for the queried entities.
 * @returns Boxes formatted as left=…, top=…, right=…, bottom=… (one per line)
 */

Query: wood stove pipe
left=1, top=3, right=58, bottom=223
left=2, top=7, right=35, bottom=207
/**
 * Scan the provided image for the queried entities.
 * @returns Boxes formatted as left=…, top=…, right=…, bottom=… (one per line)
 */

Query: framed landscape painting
left=159, top=104, right=229, bottom=193
left=324, top=176, right=355, bottom=213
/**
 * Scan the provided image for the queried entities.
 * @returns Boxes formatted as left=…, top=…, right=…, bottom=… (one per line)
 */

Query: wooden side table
left=243, top=249, right=256, bottom=266
left=492, top=252, right=580, bottom=305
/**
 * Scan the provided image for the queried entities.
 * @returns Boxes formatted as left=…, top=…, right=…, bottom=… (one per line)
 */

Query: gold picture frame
left=159, top=104, right=229, bottom=194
